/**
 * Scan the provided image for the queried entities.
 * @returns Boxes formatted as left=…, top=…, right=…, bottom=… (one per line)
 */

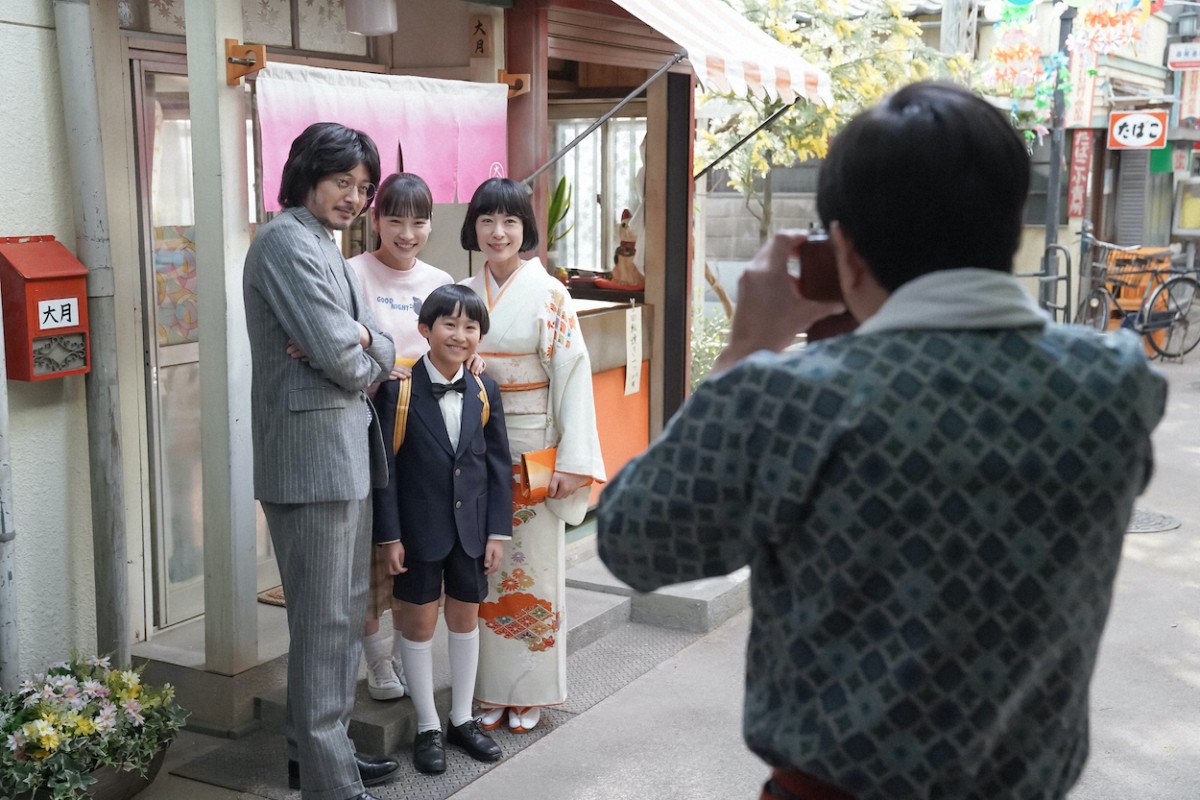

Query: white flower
left=122, top=698, right=144, bottom=726
left=24, top=719, right=54, bottom=738
left=81, top=679, right=104, bottom=698
left=86, top=655, right=112, bottom=669
left=94, top=701, right=118, bottom=733
left=5, top=730, right=26, bottom=752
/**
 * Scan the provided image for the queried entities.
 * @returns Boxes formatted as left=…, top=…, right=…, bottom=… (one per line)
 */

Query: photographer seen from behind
left=596, top=82, right=1166, bottom=800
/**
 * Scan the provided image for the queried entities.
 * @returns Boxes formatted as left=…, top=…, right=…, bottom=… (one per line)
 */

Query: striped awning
left=610, top=0, right=833, bottom=106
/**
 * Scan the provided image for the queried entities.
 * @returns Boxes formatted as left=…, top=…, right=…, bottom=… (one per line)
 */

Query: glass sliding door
left=131, top=58, right=278, bottom=628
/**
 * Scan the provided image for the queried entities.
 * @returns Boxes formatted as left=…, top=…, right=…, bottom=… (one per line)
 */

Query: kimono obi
left=479, top=352, right=549, bottom=416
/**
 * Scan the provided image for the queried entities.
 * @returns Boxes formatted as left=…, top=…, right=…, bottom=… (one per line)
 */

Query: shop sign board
left=1168, top=42, right=1200, bottom=71
left=1107, top=110, right=1168, bottom=150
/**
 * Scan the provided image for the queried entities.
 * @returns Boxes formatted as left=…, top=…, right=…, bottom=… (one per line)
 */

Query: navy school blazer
left=370, top=364, right=513, bottom=561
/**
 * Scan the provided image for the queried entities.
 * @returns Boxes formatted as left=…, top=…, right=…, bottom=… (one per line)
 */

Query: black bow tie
left=431, top=377, right=467, bottom=400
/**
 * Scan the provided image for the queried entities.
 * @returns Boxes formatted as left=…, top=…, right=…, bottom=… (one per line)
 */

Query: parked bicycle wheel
left=1076, top=287, right=1112, bottom=331
left=1144, top=276, right=1200, bottom=358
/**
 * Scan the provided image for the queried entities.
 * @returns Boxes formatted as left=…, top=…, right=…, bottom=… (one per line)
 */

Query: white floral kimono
left=461, top=259, right=606, bottom=708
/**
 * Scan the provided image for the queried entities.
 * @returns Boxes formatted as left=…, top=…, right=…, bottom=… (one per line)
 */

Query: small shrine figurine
left=604, top=208, right=645, bottom=290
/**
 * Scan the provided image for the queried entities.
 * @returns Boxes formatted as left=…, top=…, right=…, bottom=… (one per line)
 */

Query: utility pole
left=54, top=0, right=131, bottom=666
left=0, top=280, right=17, bottom=691
left=1043, top=7, right=1078, bottom=309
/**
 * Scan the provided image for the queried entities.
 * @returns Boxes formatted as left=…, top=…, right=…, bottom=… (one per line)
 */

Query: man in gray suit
left=244, top=122, right=399, bottom=800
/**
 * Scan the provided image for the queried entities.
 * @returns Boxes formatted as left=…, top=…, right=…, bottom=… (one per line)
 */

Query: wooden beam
left=506, top=1, right=551, bottom=262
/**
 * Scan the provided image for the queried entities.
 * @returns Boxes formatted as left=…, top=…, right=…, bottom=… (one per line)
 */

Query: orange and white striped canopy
left=611, top=0, right=833, bottom=106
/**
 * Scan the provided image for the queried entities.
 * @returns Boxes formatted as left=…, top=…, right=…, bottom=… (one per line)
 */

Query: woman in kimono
left=459, top=178, right=606, bottom=733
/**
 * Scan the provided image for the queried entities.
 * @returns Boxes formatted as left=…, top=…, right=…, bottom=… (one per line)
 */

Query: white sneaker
left=392, top=655, right=409, bottom=693
left=367, top=657, right=406, bottom=700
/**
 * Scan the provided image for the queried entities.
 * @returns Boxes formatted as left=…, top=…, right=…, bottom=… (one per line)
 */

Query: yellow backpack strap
left=392, top=378, right=413, bottom=454
left=472, top=373, right=490, bottom=428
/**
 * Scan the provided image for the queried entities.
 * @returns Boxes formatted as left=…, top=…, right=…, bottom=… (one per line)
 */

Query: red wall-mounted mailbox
left=0, top=235, right=91, bottom=381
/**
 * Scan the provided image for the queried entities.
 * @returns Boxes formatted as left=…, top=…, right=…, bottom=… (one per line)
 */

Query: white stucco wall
left=0, top=3, right=99, bottom=673
left=0, top=0, right=150, bottom=673
left=0, top=4, right=100, bottom=671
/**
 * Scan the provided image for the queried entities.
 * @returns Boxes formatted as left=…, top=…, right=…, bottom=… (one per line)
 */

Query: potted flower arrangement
left=0, top=654, right=188, bottom=800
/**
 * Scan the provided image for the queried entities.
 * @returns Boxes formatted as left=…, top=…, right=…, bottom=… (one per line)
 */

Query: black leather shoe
left=286, top=754, right=399, bottom=790
left=446, top=717, right=502, bottom=762
left=355, top=753, right=400, bottom=786
left=412, top=729, right=446, bottom=775
left=346, top=794, right=383, bottom=800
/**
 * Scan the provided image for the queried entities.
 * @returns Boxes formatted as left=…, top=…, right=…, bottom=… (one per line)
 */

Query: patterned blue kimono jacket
left=598, top=269, right=1167, bottom=799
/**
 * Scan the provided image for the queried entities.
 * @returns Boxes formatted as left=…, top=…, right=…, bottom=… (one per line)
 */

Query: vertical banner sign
left=1065, top=53, right=1097, bottom=129
left=1068, top=131, right=1093, bottom=218
left=470, top=16, right=492, bottom=57
left=1182, top=70, right=1200, bottom=122
left=625, top=306, right=642, bottom=396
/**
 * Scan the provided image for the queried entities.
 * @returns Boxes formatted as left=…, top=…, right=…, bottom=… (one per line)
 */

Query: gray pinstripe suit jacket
left=243, top=205, right=395, bottom=503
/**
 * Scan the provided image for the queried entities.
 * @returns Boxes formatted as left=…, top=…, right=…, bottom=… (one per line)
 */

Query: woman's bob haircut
left=460, top=177, right=540, bottom=253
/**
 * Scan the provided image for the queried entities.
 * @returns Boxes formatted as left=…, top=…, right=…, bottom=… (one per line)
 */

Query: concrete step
left=255, top=583, right=632, bottom=755
left=256, top=557, right=749, bottom=755
left=141, top=549, right=750, bottom=751
left=566, top=557, right=750, bottom=634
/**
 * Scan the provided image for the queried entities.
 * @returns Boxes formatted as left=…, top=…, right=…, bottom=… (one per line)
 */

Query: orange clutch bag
left=517, top=447, right=593, bottom=504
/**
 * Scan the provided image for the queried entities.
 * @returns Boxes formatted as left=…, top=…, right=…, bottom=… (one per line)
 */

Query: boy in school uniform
left=371, top=284, right=512, bottom=775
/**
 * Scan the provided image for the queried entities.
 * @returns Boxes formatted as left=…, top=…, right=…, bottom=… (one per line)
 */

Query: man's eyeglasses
left=330, top=176, right=377, bottom=200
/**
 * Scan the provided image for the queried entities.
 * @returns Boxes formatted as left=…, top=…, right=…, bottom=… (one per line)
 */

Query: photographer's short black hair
left=816, top=82, right=1030, bottom=292
left=374, top=172, right=433, bottom=220
left=460, top=177, right=540, bottom=253
left=278, top=122, right=382, bottom=211
left=418, top=284, right=490, bottom=335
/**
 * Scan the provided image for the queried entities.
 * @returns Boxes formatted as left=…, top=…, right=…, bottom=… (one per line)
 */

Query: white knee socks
left=398, top=637, right=438, bottom=732
left=447, top=628, right=480, bottom=727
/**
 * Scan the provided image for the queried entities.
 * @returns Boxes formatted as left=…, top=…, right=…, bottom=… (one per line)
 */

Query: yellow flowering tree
left=697, top=0, right=974, bottom=243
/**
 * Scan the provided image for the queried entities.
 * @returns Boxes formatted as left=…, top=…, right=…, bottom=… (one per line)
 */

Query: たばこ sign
left=1107, top=110, right=1168, bottom=150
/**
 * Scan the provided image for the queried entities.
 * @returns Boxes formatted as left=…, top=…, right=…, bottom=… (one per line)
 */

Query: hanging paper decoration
left=981, top=5, right=1071, bottom=143
left=1066, top=0, right=1145, bottom=65
left=982, top=14, right=1047, bottom=94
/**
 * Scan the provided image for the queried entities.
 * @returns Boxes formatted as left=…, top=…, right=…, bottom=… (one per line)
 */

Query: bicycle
left=1075, top=234, right=1200, bottom=359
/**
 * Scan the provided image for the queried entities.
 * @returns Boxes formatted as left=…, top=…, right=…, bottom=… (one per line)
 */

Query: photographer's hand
left=711, top=230, right=844, bottom=377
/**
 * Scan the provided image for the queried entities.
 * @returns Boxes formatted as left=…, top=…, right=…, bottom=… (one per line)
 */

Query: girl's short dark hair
left=418, top=284, right=490, bottom=335
left=278, top=122, right=381, bottom=211
left=459, top=178, right=540, bottom=253
left=373, top=173, right=433, bottom=220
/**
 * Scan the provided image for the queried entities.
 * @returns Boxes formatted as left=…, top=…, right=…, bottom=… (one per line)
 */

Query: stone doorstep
left=255, top=583, right=632, bottom=755
left=257, top=560, right=751, bottom=754
left=565, top=557, right=751, bottom=634
left=140, top=555, right=750, bottom=751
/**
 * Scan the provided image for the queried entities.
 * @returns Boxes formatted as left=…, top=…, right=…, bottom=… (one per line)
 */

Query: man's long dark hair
left=278, top=122, right=381, bottom=211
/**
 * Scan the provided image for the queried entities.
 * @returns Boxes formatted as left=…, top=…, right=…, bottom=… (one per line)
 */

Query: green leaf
left=547, top=176, right=573, bottom=248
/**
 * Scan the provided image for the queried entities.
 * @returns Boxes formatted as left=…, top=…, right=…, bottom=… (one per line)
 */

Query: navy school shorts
left=392, top=538, right=488, bottom=605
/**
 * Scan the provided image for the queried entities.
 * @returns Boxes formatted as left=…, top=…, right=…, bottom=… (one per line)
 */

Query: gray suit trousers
left=262, top=498, right=372, bottom=800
